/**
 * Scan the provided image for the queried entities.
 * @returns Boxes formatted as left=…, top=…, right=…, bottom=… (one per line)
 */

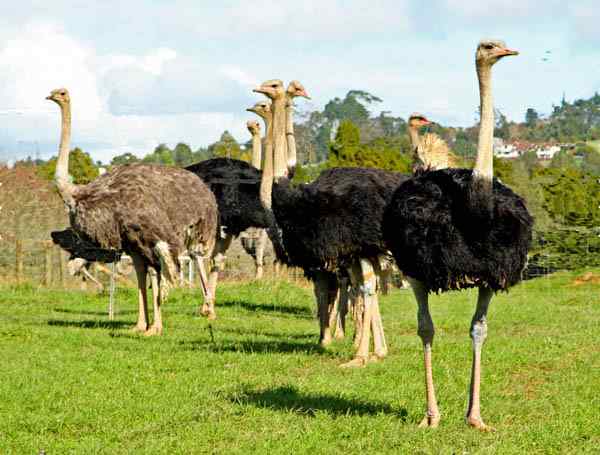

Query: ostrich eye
left=60, top=92, right=66, bottom=95
left=484, top=44, right=494, bottom=50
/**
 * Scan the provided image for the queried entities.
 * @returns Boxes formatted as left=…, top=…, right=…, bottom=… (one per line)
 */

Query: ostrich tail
left=154, top=241, right=179, bottom=289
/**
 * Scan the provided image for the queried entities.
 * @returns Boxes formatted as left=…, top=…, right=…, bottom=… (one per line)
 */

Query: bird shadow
left=216, top=299, right=312, bottom=318
left=47, top=319, right=131, bottom=330
left=230, top=385, right=408, bottom=419
left=53, top=308, right=136, bottom=316
left=181, top=338, right=328, bottom=356
left=217, top=326, right=315, bottom=340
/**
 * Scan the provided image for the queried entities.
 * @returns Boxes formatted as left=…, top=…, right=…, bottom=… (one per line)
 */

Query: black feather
left=383, top=168, right=533, bottom=292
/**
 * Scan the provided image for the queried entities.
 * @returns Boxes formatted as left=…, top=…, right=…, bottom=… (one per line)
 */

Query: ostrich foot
left=255, top=266, right=264, bottom=280
left=199, top=302, right=216, bottom=320
left=131, top=323, right=148, bottom=333
left=339, top=356, right=369, bottom=368
left=320, top=333, right=333, bottom=347
left=418, top=414, right=441, bottom=429
left=334, top=329, right=345, bottom=340
left=368, top=353, right=385, bottom=363
left=144, top=325, right=162, bottom=336
left=466, top=416, right=494, bottom=432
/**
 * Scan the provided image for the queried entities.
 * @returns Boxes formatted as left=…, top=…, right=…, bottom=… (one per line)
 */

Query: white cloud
left=0, top=23, right=253, bottom=163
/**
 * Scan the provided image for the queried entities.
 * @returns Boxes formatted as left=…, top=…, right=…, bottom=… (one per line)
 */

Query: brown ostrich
left=46, top=88, right=218, bottom=335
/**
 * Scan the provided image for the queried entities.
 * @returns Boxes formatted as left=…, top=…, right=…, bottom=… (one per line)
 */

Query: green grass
left=0, top=272, right=599, bottom=454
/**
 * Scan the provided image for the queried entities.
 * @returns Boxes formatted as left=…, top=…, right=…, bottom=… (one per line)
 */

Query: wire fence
left=1, top=161, right=598, bottom=295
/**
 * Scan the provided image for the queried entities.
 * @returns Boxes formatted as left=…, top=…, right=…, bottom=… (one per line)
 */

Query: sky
left=1, top=0, right=599, bottom=164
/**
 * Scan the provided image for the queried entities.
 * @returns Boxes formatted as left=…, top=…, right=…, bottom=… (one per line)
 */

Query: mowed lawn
left=0, top=272, right=598, bottom=454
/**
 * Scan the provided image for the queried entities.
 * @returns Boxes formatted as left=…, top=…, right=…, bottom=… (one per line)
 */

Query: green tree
left=208, top=131, right=243, bottom=160
left=173, top=143, right=193, bottom=166
left=37, top=147, right=99, bottom=184
left=525, top=108, right=539, bottom=127
left=110, top=153, right=140, bottom=166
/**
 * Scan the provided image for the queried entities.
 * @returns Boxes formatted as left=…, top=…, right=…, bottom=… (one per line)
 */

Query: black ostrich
left=254, top=79, right=408, bottom=366
left=51, top=228, right=121, bottom=290
left=184, top=157, right=284, bottom=318
left=383, top=41, right=532, bottom=430
left=46, top=88, right=218, bottom=336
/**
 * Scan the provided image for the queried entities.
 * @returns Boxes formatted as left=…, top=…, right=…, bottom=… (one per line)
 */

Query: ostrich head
left=286, top=80, right=310, bottom=99
left=246, top=120, right=261, bottom=135
left=409, top=113, right=432, bottom=129
left=46, top=88, right=70, bottom=106
left=476, top=40, right=519, bottom=66
left=253, top=79, right=285, bottom=100
left=246, top=101, right=272, bottom=119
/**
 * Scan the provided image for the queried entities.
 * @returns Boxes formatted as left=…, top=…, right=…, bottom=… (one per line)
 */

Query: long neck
left=285, top=98, right=297, bottom=173
left=272, top=96, right=288, bottom=180
left=55, top=102, right=77, bottom=209
left=259, top=114, right=274, bottom=209
left=251, top=133, right=262, bottom=169
left=473, top=63, right=494, bottom=183
left=408, top=124, right=424, bottom=168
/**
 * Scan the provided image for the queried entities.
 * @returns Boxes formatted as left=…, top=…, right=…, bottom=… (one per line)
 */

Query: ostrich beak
left=246, top=107, right=256, bottom=113
left=298, top=90, right=311, bottom=100
left=253, top=86, right=268, bottom=95
left=45, top=95, right=52, bottom=100
left=498, top=48, right=519, bottom=57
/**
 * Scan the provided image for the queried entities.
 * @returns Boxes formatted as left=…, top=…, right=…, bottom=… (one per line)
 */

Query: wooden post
left=44, top=241, right=53, bottom=286
left=15, top=239, right=24, bottom=283
left=56, top=247, right=65, bottom=286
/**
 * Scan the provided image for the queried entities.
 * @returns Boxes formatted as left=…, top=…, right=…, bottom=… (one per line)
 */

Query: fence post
left=15, top=239, right=23, bottom=283
left=44, top=241, right=53, bottom=286
left=57, top=247, right=65, bottom=286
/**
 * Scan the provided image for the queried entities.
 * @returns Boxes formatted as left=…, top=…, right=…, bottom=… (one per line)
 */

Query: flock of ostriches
left=47, top=40, right=532, bottom=430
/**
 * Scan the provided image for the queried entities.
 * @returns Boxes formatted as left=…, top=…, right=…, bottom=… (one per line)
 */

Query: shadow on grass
left=217, top=299, right=312, bottom=318
left=47, top=319, right=131, bottom=330
left=218, top=326, right=315, bottom=340
left=53, top=308, right=136, bottom=316
left=231, top=385, right=407, bottom=419
left=182, top=338, right=327, bottom=355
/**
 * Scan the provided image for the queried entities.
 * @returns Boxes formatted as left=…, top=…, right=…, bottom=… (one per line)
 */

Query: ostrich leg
left=334, top=277, right=349, bottom=339
left=341, top=259, right=377, bottom=368
left=254, top=229, right=268, bottom=279
left=370, top=289, right=388, bottom=360
left=131, top=253, right=149, bottom=332
left=314, top=271, right=335, bottom=346
left=466, top=286, right=494, bottom=431
left=197, top=234, right=232, bottom=319
left=145, top=267, right=163, bottom=336
left=80, top=265, right=104, bottom=292
left=407, top=277, right=441, bottom=428
left=193, top=254, right=215, bottom=320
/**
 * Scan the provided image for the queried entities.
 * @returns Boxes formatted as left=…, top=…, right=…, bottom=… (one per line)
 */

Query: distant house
left=493, top=138, right=564, bottom=160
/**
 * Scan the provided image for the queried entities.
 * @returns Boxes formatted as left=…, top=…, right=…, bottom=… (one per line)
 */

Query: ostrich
left=46, top=88, right=218, bottom=335
left=407, top=114, right=451, bottom=171
left=51, top=227, right=121, bottom=291
left=285, top=80, right=310, bottom=177
left=383, top=41, right=532, bottom=429
left=254, top=79, right=407, bottom=366
left=239, top=120, right=269, bottom=280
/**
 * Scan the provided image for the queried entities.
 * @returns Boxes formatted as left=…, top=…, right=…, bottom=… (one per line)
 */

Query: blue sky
left=1, top=0, right=599, bottom=163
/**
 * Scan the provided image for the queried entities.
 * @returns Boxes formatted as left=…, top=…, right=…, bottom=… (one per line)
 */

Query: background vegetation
left=7, top=89, right=600, bottom=272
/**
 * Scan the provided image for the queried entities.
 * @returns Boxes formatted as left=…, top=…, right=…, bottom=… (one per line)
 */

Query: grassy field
left=0, top=272, right=599, bottom=454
